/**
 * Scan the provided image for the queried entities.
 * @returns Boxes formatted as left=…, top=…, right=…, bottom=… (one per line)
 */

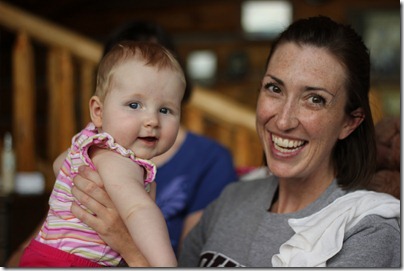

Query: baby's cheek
left=163, top=126, right=179, bottom=149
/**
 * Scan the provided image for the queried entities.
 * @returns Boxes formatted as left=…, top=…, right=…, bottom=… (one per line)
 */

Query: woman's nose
left=275, top=101, right=299, bottom=131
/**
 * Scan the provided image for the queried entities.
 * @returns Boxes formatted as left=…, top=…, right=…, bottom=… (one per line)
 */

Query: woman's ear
left=89, top=96, right=103, bottom=128
left=338, top=107, right=364, bottom=140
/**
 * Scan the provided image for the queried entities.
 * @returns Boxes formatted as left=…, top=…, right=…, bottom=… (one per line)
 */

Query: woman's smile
left=270, top=133, right=307, bottom=157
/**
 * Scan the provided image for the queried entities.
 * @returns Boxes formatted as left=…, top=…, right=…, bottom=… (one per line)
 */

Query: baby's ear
left=89, top=96, right=103, bottom=128
left=338, top=107, right=364, bottom=140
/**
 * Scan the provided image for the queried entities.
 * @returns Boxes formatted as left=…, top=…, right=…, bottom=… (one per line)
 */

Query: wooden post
left=183, top=106, right=205, bottom=134
left=46, top=48, right=60, bottom=161
left=80, top=60, right=95, bottom=127
left=251, top=133, right=264, bottom=167
left=216, top=123, right=233, bottom=151
left=46, top=47, right=75, bottom=161
left=12, top=32, right=36, bottom=171
left=58, top=49, right=75, bottom=155
left=234, top=126, right=251, bottom=167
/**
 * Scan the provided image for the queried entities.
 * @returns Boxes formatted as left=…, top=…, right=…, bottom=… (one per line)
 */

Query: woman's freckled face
left=256, top=42, right=353, bottom=182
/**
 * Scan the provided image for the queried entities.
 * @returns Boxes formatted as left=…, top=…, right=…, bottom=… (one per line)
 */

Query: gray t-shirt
left=179, top=176, right=400, bottom=267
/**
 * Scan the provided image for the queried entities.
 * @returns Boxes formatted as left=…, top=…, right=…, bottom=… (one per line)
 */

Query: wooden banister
left=188, top=86, right=256, bottom=131
left=0, top=1, right=102, bottom=62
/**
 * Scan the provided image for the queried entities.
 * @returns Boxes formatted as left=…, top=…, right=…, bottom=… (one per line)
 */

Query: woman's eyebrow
left=306, top=86, right=336, bottom=97
left=266, top=74, right=285, bottom=86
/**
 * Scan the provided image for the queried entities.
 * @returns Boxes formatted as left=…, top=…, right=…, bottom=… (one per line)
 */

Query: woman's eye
left=309, top=95, right=326, bottom=105
left=129, top=102, right=140, bottom=109
left=160, top=108, right=170, bottom=114
left=264, top=83, right=281, bottom=93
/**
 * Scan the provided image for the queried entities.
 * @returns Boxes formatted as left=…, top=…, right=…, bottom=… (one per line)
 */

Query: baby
left=19, top=41, right=185, bottom=267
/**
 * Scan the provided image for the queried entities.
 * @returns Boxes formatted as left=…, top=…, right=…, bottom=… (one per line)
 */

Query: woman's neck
left=270, top=175, right=334, bottom=214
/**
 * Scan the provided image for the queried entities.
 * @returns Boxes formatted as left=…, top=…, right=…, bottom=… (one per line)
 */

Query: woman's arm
left=178, top=146, right=237, bottom=253
left=178, top=210, right=203, bottom=254
left=71, top=165, right=154, bottom=267
left=327, top=215, right=400, bottom=267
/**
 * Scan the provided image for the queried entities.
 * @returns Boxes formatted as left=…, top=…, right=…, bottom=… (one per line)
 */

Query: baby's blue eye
left=129, top=103, right=140, bottom=109
left=160, top=108, right=170, bottom=114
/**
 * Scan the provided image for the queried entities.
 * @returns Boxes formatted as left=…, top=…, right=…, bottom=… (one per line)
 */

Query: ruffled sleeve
left=71, top=130, right=156, bottom=189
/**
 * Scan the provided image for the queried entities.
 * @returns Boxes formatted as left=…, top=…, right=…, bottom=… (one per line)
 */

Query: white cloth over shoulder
left=272, top=190, right=400, bottom=267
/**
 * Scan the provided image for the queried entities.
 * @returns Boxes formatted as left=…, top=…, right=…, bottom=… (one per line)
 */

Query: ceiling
left=8, top=0, right=240, bottom=42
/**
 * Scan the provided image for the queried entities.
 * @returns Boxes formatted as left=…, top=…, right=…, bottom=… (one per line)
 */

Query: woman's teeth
left=272, top=135, right=305, bottom=153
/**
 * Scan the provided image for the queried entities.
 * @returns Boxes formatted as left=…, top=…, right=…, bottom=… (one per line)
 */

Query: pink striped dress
left=35, top=122, right=156, bottom=266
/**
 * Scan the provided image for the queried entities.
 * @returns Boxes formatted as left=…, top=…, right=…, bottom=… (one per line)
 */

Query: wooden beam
left=0, top=0, right=102, bottom=63
left=12, top=32, right=36, bottom=171
left=190, top=86, right=256, bottom=131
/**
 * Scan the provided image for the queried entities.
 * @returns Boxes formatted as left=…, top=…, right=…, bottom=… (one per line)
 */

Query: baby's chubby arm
left=53, top=150, right=68, bottom=176
left=90, top=148, right=177, bottom=267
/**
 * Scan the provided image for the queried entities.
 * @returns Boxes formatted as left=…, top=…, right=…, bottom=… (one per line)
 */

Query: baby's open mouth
left=139, top=136, right=157, bottom=142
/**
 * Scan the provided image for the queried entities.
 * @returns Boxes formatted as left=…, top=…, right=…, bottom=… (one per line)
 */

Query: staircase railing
left=0, top=1, right=262, bottom=191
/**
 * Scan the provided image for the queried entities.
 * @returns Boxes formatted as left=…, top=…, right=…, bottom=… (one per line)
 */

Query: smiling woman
left=178, top=16, right=400, bottom=267
left=256, top=43, right=357, bottom=190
